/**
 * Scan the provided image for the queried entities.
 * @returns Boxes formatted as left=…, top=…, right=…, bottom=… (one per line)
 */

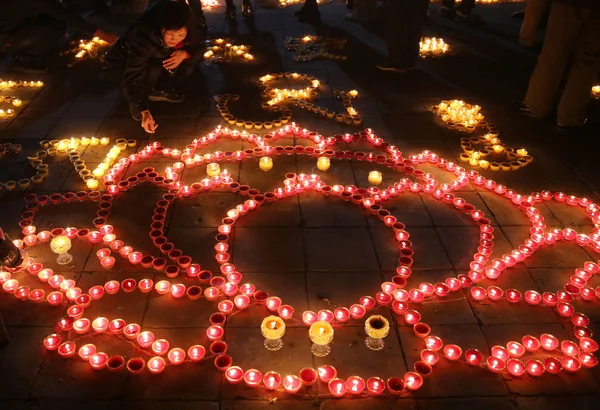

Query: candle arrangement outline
left=61, top=37, right=110, bottom=66
left=215, top=73, right=362, bottom=128
left=284, top=35, right=347, bottom=62
left=0, top=141, right=55, bottom=191
left=432, top=100, right=533, bottom=171
left=0, top=78, right=43, bottom=119
left=1, top=124, right=599, bottom=397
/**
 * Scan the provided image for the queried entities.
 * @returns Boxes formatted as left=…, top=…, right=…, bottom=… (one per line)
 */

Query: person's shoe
left=515, top=101, right=537, bottom=118
left=242, top=2, right=253, bottom=16
left=556, top=118, right=587, bottom=131
left=148, top=89, right=185, bottom=103
left=512, top=9, right=525, bottom=19
left=456, top=11, right=480, bottom=22
left=226, top=5, right=236, bottom=19
left=439, top=5, right=455, bottom=19
left=376, top=64, right=413, bottom=74
left=11, top=58, right=48, bottom=74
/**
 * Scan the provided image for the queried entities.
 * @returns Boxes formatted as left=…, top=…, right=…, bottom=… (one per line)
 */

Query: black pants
left=225, top=0, right=251, bottom=8
left=442, top=0, right=475, bottom=13
left=3, top=15, right=67, bottom=65
left=386, top=0, right=430, bottom=69
left=144, top=59, right=196, bottom=94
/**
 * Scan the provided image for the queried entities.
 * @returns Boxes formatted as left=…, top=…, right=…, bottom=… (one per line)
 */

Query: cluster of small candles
left=433, top=99, right=485, bottom=129
left=0, top=143, right=52, bottom=191
left=284, top=35, right=347, bottom=62
left=419, top=37, right=450, bottom=57
left=1, top=124, right=599, bottom=398
left=0, top=79, right=43, bottom=118
left=203, top=38, right=254, bottom=63
left=200, top=0, right=220, bottom=8
left=214, top=93, right=291, bottom=130
left=0, top=95, right=23, bottom=117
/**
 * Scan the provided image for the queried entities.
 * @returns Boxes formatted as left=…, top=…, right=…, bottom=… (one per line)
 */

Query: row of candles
left=214, top=93, right=292, bottom=130
left=284, top=35, right=347, bottom=62
left=0, top=79, right=43, bottom=118
left=0, top=95, right=23, bottom=117
left=203, top=38, right=254, bottom=63
left=0, top=79, right=44, bottom=89
left=2, top=125, right=599, bottom=396
left=1, top=142, right=50, bottom=191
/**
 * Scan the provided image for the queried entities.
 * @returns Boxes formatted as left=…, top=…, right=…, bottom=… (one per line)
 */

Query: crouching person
left=104, top=0, right=201, bottom=133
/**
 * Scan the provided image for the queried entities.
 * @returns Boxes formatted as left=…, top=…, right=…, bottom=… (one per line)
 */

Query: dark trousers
left=442, top=0, right=475, bottom=13
left=225, top=0, right=251, bottom=7
left=144, top=59, right=196, bottom=94
left=3, top=15, right=67, bottom=65
left=386, top=0, right=430, bottom=69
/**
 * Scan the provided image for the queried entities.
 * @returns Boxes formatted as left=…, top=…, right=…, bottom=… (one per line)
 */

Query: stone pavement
left=1, top=1, right=600, bottom=409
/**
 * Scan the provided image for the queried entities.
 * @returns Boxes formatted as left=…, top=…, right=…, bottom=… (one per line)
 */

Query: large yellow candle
left=309, top=321, right=334, bottom=345
left=317, top=157, right=330, bottom=171
left=368, top=171, right=383, bottom=186
left=261, top=316, right=286, bottom=340
left=206, top=163, right=220, bottom=177
left=86, top=179, right=99, bottom=190
left=259, top=157, right=273, bottom=172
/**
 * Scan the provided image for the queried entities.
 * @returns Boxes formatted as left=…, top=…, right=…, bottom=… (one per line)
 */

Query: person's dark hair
left=155, top=1, right=192, bottom=31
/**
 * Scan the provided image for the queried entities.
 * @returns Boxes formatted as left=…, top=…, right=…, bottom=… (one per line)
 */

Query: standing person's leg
left=519, top=0, right=552, bottom=47
left=524, top=2, right=582, bottom=119
left=296, top=0, right=320, bottom=19
left=380, top=0, right=429, bottom=71
left=225, top=0, right=236, bottom=18
left=6, top=15, right=67, bottom=72
left=557, top=10, right=600, bottom=127
left=183, top=0, right=206, bottom=25
left=441, top=0, right=456, bottom=16
left=457, top=0, right=476, bottom=16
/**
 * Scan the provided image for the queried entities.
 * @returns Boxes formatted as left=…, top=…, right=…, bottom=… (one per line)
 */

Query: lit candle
left=309, top=321, right=334, bottom=357
left=100, top=137, right=110, bottom=146
left=368, top=171, right=382, bottom=186
left=516, top=148, right=528, bottom=157
left=259, top=157, right=273, bottom=172
left=493, top=144, right=504, bottom=154
left=261, top=315, right=286, bottom=351
left=364, top=315, right=390, bottom=351
left=86, top=179, right=99, bottom=189
left=317, top=156, right=330, bottom=171
left=348, top=90, right=359, bottom=98
left=282, top=375, right=302, bottom=394
left=206, top=162, right=220, bottom=177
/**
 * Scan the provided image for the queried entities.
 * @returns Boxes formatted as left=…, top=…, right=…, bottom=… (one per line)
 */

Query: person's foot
left=440, top=5, right=455, bottom=19
left=11, top=58, right=48, bottom=74
left=456, top=11, right=480, bottom=22
left=226, top=5, right=236, bottom=19
left=556, top=118, right=587, bottom=130
left=148, top=89, right=185, bottom=103
left=242, top=2, right=253, bottom=16
left=515, top=101, right=537, bottom=118
left=512, top=9, right=525, bottom=19
left=376, top=64, right=413, bottom=74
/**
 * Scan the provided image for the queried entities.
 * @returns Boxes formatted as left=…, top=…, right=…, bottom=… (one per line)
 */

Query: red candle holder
left=188, top=345, right=206, bottom=362
left=225, top=366, right=244, bottom=384
left=263, top=371, right=282, bottom=390
left=214, top=354, right=233, bottom=372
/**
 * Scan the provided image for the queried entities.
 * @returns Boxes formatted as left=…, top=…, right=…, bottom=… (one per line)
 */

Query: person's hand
left=163, top=50, right=190, bottom=71
left=93, top=28, right=119, bottom=45
left=141, top=110, right=158, bottom=133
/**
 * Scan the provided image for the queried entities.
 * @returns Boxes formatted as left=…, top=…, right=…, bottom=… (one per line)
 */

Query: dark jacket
left=107, top=0, right=201, bottom=117
left=555, top=0, right=600, bottom=12
left=0, top=0, right=96, bottom=42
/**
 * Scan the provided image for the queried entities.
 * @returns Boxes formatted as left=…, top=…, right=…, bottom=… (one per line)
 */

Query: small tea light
left=309, top=321, right=334, bottom=357
left=317, top=156, right=330, bottom=171
left=516, top=148, right=528, bottom=157
left=493, top=144, right=504, bottom=154
left=259, top=157, right=273, bottom=172
left=12, top=98, right=22, bottom=107
left=368, top=170, right=383, bottom=186
left=86, top=179, right=99, bottom=190
left=100, top=137, right=110, bottom=146
left=206, top=162, right=220, bottom=177
left=348, top=90, right=359, bottom=98
left=261, top=315, right=286, bottom=351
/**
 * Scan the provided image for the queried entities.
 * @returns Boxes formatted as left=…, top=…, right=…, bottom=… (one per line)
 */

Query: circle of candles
left=263, top=371, right=282, bottom=390
left=147, top=356, right=166, bottom=374
left=299, top=367, right=318, bottom=386
left=283, top=374, right=302, bottom=394
left=244, top=369, right=262, bottom=387
left=328, top=378, right=346, bottom=398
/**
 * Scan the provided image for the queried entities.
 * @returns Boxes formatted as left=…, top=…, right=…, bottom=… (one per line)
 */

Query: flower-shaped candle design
left=309, top=321, right=334, bottom=357
left=261, top=315, right=286, bottom=351
left=365, top=315, right=390, bottom=351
